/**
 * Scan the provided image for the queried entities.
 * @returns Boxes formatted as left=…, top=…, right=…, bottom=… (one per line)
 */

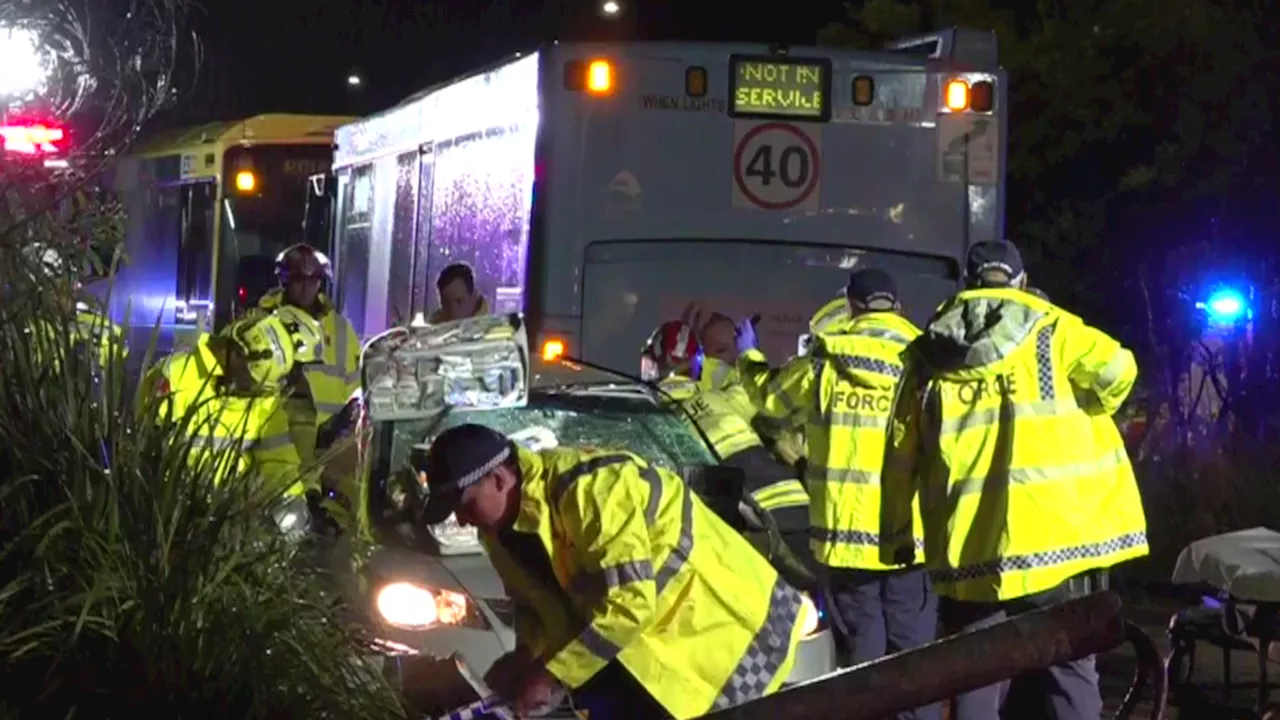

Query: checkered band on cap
left=452, top=443, right=512, bottom=491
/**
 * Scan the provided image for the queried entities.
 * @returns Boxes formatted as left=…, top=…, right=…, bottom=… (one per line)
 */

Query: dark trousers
left=828, top=566, right=942, bottom=720
left=570, top=660, right=670, bottom=719
left=941, top=595, right=1103, bottom=720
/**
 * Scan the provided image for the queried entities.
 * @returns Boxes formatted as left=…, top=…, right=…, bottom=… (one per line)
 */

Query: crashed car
left=357, top=313, right=836, bottom=714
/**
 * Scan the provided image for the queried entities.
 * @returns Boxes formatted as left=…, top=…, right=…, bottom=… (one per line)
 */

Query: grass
left=0, top=207, right=406, bottom=717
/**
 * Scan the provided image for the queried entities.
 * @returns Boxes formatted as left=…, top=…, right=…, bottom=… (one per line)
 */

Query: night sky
left=170, top=0, right=847, bottom=126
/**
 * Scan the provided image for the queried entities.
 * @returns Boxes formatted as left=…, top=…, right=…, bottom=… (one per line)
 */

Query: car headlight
left=798, top=592, right=825, bottom=639
left=375, top=581, right=472, bottom=630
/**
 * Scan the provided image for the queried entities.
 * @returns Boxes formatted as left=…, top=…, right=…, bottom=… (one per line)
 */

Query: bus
left=329, top=30, right=1006, bottom=368
left=110, top=114, right=354, bottom=352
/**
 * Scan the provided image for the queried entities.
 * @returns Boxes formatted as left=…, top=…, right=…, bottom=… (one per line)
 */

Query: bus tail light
left=944, top=79, right=969, bottom=111
left=540, top=338, right=566, bottom=362
left=970, top=80, right=995, bottom=112
left=685, top=66, right=707, bottom=97
left=585, top=60, right=613, bottom=94
left=235, top=170, right=256, bottom=192
left=853, top=75, right=875, bottom=106
left=563, top=59, right=614, bottom=95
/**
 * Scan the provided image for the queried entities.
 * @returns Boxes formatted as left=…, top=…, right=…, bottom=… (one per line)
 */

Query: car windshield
left=387, top=389, right=716, bottom=475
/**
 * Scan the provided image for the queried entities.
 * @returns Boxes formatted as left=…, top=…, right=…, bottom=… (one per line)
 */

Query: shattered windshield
left=388, top=390, right=716, bottom=475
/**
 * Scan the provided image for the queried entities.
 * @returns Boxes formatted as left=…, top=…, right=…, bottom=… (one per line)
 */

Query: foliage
left=0, top=222, right=408, bottom=719
left=1124, top=440, right=1280, bottom=584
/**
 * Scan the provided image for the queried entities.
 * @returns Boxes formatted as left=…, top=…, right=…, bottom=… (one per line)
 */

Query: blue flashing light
left=1195, top=287, right=1250, bottom=325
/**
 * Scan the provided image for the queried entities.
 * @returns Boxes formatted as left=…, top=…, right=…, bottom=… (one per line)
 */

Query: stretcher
left=1170, top=527, right=1280, bottom=715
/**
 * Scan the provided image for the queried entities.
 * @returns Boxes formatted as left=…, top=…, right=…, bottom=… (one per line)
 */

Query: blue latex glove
left=735, top=316, right=758, bottom=355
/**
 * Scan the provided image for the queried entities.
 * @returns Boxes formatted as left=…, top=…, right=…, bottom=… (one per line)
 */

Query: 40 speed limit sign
left=732, top=121, right=822, bottom=211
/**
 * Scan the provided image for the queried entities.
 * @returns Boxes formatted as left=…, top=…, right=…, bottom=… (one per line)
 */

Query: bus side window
left=336, top=164, right=373, bottom=336
left=410, top=144, right=436, bottom=318
left=387, top=151, right=418, bottom=327
left=175, top=181, right=216, bottom=323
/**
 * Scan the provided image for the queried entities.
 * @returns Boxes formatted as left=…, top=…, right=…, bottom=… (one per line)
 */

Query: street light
left=601, top=1, right=621, bottom=17
left=0, top=26, right=51, bottom=98
left=347, top=74, right=362, bottom=87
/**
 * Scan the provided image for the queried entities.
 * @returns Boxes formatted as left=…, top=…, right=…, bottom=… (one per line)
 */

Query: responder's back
left=481, top=446, right=806, bottom=718
left=143, top=335, right=283, bottom=483
left=903, top=287, right=1148, bottom=602
left=806, top=311, right=921, bottom=570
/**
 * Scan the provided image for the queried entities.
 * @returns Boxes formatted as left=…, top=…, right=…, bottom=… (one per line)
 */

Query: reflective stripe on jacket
left=143, top=335, right=305, bottom=496
left=738, top=311, right=923, bottom=571
left=659, top=375, right=808, bottom=514
left=258, top=289, right=360, bottom=421
left=481, top=447, right=806, bottom=718
left=891, top=288, right=1148, bottom=602
left=699, top=355, right=740, bottom=392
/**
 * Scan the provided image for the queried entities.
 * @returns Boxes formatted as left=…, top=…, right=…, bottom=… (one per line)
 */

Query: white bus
left=330, top=30, right=1006, bottom=368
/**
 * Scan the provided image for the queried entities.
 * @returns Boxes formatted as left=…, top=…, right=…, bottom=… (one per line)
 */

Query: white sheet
left=1172, top=527, right=1280, bottom=602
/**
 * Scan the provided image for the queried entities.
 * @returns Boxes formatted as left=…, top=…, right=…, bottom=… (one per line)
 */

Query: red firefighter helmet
left=641, top=320, right=703, bottom=381
left=275, top=243, right=333, bottom=285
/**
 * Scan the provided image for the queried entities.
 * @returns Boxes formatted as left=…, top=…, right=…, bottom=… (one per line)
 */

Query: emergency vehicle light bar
left=0, top=123, right=65, bottom=155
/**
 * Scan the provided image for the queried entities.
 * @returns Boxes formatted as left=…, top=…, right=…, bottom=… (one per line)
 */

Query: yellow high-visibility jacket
left=738, top=311, right=924, bottom=571
left=889, top=288, right=1148, bottom=602
left=142, top=335, right=304, bottom=496
left=257, top=289, right=360, bottom=421
left=659, top=375, right=809, bottom=516
left=482, top=446, right=806, bottom=718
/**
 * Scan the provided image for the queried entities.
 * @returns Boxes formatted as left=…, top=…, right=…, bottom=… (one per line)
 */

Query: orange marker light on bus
left=541, top=339, right=566, bottom=362
left=586, top=60, right=613, bottom=94
left=235, top=170, right=256, bottom=192
left=944, top=79, right=970, bottom=111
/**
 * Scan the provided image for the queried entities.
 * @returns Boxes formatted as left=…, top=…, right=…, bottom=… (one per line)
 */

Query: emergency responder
left=414, top=423, right=808, bottom=719
left=736, top=268, right=940, bottom=720
left=255, top=244, right=361, bottom=496
left=642, top=320, right=812, bottom=569
left=888, top=241, right=1149, bottom=720
left=798, top=293, right=855, bottom=356
left=24, top=245, right=126, bottom=374
left=428, top=262, right=490, bottom=323
left=145, top=309, right=324, bottom=497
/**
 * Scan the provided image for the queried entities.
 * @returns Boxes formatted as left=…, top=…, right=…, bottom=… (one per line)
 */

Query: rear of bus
left=111, top=115, right=349, bottom=351
left=535, top=31, right=1005, bottom=369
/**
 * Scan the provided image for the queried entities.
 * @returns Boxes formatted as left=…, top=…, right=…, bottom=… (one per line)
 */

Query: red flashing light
left=1, top=123, right=66, bottom=155
left=238, top=286, right=247, bottom=303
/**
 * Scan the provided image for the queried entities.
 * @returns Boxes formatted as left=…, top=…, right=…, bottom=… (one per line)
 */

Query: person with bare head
left=429, top=262, right=490, bottom=324
left=678, top=304, right=741, bottom=390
